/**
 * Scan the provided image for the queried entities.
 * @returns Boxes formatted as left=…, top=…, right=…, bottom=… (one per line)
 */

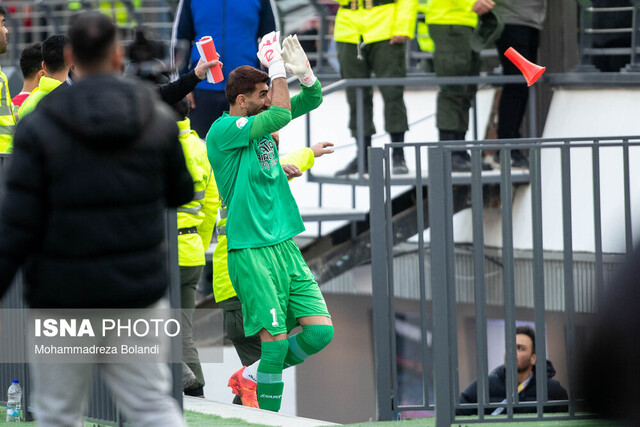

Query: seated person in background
left=457, top=325, right=568, bottom=415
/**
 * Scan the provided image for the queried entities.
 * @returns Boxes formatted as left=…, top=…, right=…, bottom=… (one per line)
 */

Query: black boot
left=511, top=150, right=530, bottom=168
left=390, top=132, right=408, bottom=174
left=336, top=136, right=371, bottom=176
left=439, top=130, right=471, bottom=172
left=451, top=151, right=472, bottom=172
left=392, top=148, right=408, bottom=174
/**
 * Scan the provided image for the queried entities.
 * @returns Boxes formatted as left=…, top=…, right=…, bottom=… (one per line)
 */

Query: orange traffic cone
left=504, top=47, right=546, bottom=86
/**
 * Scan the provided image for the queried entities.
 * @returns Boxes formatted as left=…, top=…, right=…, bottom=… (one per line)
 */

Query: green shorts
left=228, top=238, right=330, bottom=337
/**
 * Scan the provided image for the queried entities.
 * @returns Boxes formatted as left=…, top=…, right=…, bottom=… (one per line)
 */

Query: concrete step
left=184, top=396, right=340, bottom=427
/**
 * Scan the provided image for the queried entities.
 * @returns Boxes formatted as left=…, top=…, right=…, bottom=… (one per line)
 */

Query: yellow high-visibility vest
left=176, top=118, right=218, bottom=267
left=425, top=0, right=477, bottom=28
left=0, top=68, right=17, bottom=153
left=416, top=0, right=434, bottom=52
left=99, top=0, right=142, bottom=26
left=67, top=1, right=142, bottom=25
left=334, top=0, right=418, bottom=45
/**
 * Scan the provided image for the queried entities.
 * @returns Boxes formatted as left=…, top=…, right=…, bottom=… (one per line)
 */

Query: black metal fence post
left=428, top=147, right=454, bottom=427
left=369, top=147, right=393, bottom=421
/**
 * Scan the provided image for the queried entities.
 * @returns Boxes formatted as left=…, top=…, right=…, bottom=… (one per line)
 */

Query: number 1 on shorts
left=270, top=308, right=279, bottom=327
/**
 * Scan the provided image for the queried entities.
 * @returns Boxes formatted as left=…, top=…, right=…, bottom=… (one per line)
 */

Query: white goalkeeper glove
left=257, top=31, right=286, bottom=80
left=281, top=34, right=317, bottom=87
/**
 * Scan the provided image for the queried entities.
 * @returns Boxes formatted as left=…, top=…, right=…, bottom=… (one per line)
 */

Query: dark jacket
left=0, top=74, right=194, bottom=308
left=157, top=69, right=201, bottom=106
left=457, top=360, right=568, bottom=415
left=581, top=244, right=640, bottom=424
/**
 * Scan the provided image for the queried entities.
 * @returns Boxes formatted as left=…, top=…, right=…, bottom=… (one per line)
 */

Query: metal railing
left=576, top=0, right=640, bottom=72
left=368, top=136, right=639, bottom=424
left=297, top=70, right=640, bottom=241
left=0, top=153, right=183, bottom=424
left=303, top=71, right=640, bottom=186
left=0, top=0, right=174, bottom=68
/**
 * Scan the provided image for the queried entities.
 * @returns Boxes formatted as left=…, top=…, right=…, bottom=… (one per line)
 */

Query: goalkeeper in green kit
left=206, top=32, right=333, bottom=412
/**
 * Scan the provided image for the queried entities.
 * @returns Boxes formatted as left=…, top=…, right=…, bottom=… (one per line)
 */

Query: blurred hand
left=194, top=57, right=222, bottom=80
left=282, top=164, right=302, bottom=180
left=311, top=142, right=335, bottom=158
left=473, top=0, right=495, bottom=15
left=281, top=34, right=317, bottom=87
left=389, top=36, right=410, bottom=45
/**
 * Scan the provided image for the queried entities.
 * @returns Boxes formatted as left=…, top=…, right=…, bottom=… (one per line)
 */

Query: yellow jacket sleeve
left=279, top=147, right=315, bottom=180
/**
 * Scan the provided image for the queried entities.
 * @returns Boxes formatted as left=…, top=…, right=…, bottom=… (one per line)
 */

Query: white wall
left=444, top=88, right=640, bottom=253
left=279, top=86, right=496, bottom=237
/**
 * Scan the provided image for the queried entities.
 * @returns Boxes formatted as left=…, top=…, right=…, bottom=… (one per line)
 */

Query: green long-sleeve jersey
left=206, top=80, right=322, bottom=250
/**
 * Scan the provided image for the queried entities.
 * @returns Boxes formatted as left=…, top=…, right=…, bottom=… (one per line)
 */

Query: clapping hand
left=257, top=31, right=286, bottom=80
left=281, top=34, right=317, bottom=87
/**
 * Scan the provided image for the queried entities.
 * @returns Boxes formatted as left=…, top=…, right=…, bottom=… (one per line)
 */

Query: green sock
left=257, top=340, right=288, bottom=412
left=256, top=381, right=284, bottom=412
left=284, top=324, right=334, bottom=368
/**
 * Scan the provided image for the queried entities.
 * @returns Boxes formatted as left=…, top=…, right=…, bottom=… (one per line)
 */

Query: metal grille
left=0, top=0, right=175, bottom=69
left=369, top=136, right=640, bottom=424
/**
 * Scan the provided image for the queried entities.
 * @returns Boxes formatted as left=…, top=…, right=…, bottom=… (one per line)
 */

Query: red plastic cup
left=197, top=36, right=224, bottom=83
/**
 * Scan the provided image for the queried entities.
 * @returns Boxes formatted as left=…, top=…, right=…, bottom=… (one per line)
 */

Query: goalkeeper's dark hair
left=225, top=66, right=269, bottom=105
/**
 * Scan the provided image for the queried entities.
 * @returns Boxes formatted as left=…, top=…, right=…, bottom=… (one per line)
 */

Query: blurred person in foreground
left=581, top=244, right=640, bottom=426
left=457, top=325, right=568, bottom=415
left=207, top=33, right=333, bottom=412
left=0, top=12, right=193, bottom=426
